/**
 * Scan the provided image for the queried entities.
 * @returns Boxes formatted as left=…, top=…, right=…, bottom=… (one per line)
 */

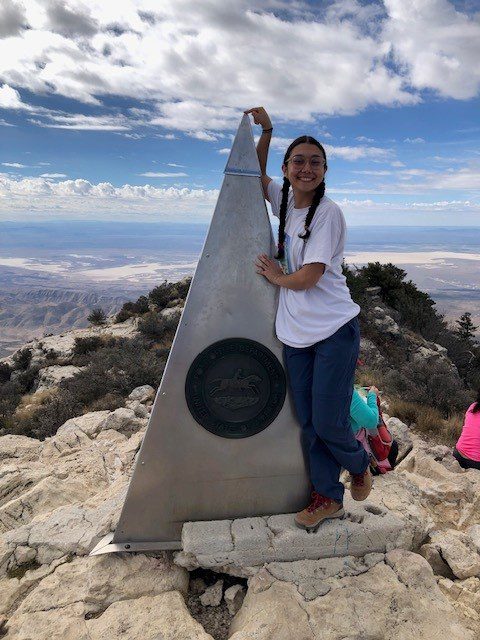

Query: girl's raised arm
left=244, top=107, right=273, bottom=201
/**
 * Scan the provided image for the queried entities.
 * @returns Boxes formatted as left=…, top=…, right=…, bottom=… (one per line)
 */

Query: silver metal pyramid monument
left=91, top=115, right=309, bottom=555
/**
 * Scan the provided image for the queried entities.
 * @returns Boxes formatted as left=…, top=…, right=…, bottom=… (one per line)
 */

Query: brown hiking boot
left=294, top=492, right=345, bottom=532
left=350, top=467, right=373, bottom=501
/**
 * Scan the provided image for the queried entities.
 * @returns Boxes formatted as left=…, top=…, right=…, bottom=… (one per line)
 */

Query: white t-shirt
left=268, top=180, right=360, bottom=348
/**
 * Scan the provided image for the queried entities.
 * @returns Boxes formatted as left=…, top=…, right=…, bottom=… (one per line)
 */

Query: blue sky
left=0, top=0, right=479, bottom=225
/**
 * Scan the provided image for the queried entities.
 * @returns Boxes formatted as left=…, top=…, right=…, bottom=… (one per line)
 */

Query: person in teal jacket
left=350, top=385, right=398, bottom=472
left=350, top=386, right=380, bottom=433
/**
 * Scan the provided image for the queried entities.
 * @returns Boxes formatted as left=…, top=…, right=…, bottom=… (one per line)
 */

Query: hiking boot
left=294, top=492, right=345, bottom=532
left=350, top=467, right=373, bottom=501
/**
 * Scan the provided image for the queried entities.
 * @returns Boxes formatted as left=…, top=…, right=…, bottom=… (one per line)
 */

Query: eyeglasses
left=286, top=155, right=325, bottom=169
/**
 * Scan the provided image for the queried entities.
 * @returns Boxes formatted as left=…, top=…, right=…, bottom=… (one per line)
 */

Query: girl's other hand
left=255, top=253, right=283, bottom=285
left=244, top=107, right=272, bottom=130
left=368, top=386, right=380, bottom=395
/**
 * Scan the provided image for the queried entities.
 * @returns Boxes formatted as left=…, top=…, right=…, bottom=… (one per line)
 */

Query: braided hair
left=276, top=136, right=327, bottom=260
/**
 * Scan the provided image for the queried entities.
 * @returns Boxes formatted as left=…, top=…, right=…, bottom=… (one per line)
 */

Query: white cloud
left=0, top=0, right=477, bottom=142
left=268, top=136, right=392, bottom=161
left=0, top=173, right=218, bottom=218
left=0, top=0, right=420, bottom=133
left=384, top=0, right=480, bottom=100
left=0, top=84, right=29, bottom=110
left=404, top=137, right=425, bottom=144
left=218, top=148, right=231, bottom=155
left=2, top=162, right=26, bottom=168
left=167, top=162, right=185, bottom=168
left=0, top=118, right=15, bottom=127
left=40, top=173, right=67, bottom=178
left=30, top=113, right=131, bottom=131
left=138, top=172, right=188, bottom=178
left=0, top=0, right=27, bottom=38
left=324, top=144, right=392, bottom=161
left=355, top=136, right=374, bottom=143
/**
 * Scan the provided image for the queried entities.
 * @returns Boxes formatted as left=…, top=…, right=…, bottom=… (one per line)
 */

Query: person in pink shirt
left=454, top=389, right=480, bottom=470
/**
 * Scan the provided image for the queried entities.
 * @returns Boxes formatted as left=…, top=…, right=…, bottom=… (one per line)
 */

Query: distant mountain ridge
left=0, top=287, right=131, bottom=357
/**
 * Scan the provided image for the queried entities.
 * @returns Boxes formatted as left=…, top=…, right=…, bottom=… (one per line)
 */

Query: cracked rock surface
left=0, top=371, right=479, bottom=638
left=229, top=550, right=473, bottom=640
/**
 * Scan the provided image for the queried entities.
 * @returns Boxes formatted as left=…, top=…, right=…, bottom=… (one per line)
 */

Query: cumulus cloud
left=0, top=0, right=477, bottom=144
left=45, top=0, right=99, bottom=38
left=0, top=173, right=218, bottom=218
left=383, top=0, right=480, bottom=100
left=2, top=162, right=26, bottom=168
left=0, top=84, right=29, bottom=110
left=0, top=0, right=421, bottom=132
left=0, top=0, right=27, bottom=39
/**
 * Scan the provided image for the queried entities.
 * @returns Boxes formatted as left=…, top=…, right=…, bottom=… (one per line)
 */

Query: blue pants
left=284, top=317, right=369, bottom=503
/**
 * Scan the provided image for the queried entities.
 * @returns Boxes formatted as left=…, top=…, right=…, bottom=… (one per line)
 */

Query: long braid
left=275, top=177, right=290, bottom=260
left=298, top=180, right=325, bottom=241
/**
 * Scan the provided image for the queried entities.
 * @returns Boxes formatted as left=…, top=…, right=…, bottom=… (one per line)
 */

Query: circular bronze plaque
left=185, top=338, right=286, bottom=439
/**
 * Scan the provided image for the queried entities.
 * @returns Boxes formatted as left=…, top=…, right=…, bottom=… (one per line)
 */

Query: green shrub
left=133, top=295, right=149, bottom=314
left=87, top=308, right=107, bottom=326
left=174, top=277, right=191, bottom=299
left=73, top=336, right=104, bottom=355
left=0, top=380, right=22, bottom=428
left=12, top=348, right=32, bottom=371
left=15, top=365, right=41, bottom=395
left=115, top=295, right=150, bottom=322
left=0, top=362, right=12, bottom=384
left=115, top=307, right=132, bottom=323
left=148, top=282, right=172, bottom=310
left=11, top=337, right=166, bottom=439
left=138, top=311, right=167, bottom=339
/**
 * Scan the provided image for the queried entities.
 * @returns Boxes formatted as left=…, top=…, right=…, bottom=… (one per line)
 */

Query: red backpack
left=367, top=395, right=393, bottom=461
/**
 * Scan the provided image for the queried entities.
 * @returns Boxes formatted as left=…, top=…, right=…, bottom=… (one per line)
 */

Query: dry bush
left=15, top=388, right=57, bottom=420
left=355, top=367, right=384, bottom=390
left=86, top=393, right=125, bottom=412
left=414, top=405, right=444, bottom=435
left=388, top=397, right=420, bottom=425
left=437, top=411, right=464, bottom=446
left=388, top=396, right=465, bottom=446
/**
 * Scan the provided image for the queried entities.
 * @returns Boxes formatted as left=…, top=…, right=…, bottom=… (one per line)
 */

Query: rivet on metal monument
left=90, top=114, right=309, bottom=555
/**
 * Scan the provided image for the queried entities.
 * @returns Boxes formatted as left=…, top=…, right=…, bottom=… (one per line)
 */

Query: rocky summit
left=1, top=286, right=480, bottom=639
left=0, top=386, right=479, bottom=639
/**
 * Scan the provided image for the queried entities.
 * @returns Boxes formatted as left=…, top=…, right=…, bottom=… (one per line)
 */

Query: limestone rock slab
left=176, top=497, right=419, bottom=577
left=35, top=365, right=82, bottom=392
left=386, top=416, right=414, bottom=462
left=86, top=592, right=213, bottom=640
left=55, top=411, right=110, bottom=440
left=430, top=530, right=480, bottom=579
left=0, top=482, right=127, bottom=575
left=229, top=550, right=473, bottom=640
left=128, top=385, right=155, bottom=403
left=0, top=435, right=41, bottom=463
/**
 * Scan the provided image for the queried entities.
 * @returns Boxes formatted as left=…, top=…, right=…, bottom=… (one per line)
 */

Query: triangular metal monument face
left=91, top=115, right=309, bottom=555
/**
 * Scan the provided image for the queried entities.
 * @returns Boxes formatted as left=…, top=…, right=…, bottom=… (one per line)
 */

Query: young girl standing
left=245, top=106, right=372, bottom=531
